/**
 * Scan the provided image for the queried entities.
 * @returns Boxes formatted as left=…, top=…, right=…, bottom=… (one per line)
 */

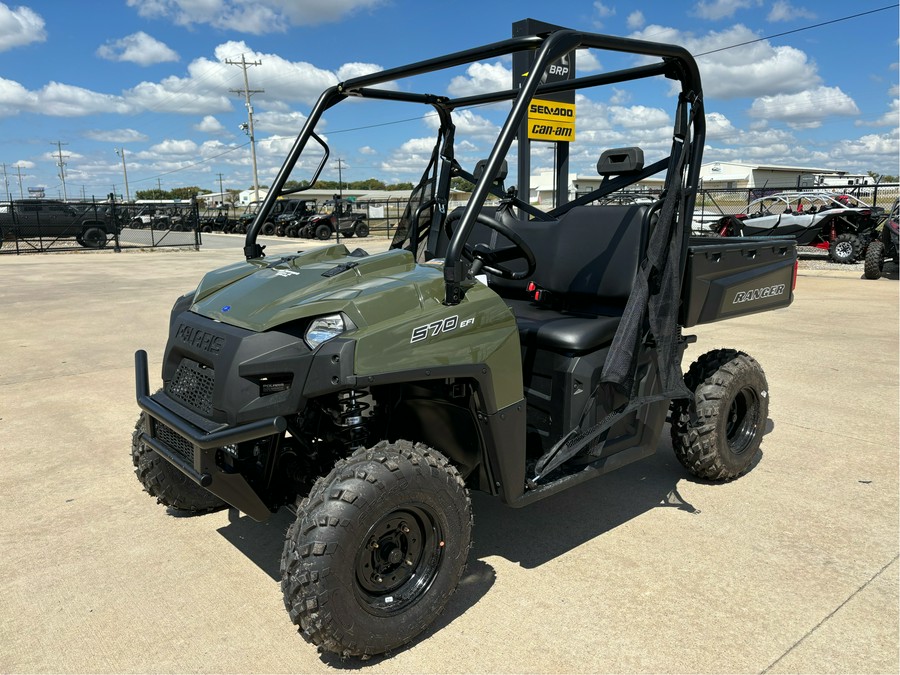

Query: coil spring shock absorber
left=336, top=389, right=371, bottom=448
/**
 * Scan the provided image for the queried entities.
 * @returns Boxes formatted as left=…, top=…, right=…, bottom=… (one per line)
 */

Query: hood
left=189, top=244, right=442, bottom=332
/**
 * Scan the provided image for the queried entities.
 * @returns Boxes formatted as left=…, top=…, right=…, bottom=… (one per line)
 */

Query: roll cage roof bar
left=244, top=28, right=705, bottom=306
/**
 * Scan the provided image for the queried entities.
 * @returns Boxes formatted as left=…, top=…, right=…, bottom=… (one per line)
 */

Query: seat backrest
left=536, top=204, right=650, bottom=306
left=488, top=204, right=650, bottom=310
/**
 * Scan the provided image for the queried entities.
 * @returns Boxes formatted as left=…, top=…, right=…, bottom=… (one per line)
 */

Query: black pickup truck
left=0, top=199, right=119, bottom=248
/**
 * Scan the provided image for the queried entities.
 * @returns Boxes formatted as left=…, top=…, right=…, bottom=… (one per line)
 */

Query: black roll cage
left=244, top=27, right=705, bottom=306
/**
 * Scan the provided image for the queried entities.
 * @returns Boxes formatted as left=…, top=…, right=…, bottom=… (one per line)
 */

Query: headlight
left=304, top=314, right=346, bottom=349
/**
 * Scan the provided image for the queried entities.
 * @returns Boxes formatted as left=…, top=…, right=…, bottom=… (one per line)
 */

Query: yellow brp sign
left=527, top=98, right=576, bottom=142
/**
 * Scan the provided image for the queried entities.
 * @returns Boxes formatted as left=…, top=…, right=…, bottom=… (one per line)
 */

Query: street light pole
left=115, top=148, right=130, bottom=202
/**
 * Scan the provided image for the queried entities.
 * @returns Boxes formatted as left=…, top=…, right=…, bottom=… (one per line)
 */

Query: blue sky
left=0, top=0, right=897, bottom=200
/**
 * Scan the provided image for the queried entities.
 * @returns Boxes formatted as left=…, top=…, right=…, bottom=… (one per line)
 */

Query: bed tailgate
left=681, top=236, right=797, bottom=327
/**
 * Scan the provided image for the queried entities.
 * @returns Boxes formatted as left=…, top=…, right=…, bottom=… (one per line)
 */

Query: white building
left=698, top=162, right=871, bottom=190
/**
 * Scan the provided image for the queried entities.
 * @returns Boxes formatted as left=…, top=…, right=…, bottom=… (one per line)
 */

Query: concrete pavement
left=0, top=238, right=897, bottom=673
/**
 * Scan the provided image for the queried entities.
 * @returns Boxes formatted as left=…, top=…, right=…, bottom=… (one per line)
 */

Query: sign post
left=513, top=19, right=576, bottom=209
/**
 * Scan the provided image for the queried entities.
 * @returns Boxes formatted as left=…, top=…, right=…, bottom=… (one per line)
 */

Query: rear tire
left=281, top=440, right=472, bottom=658
left=864, top=239, right=885, bottom=279
left=80, top=226, right=107, bottom=248
left=131, top=412, right=225, bottom=514
left=670, top=349, right=768, bottom=481
left=261, top=221, right=276, bottom=236
left=829, top=232, right=861, bottom=264
left=355, top=222, right=369, bottom=238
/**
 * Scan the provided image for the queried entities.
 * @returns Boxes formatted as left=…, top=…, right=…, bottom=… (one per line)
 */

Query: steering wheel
left=444, top=210, right=536, bottom=280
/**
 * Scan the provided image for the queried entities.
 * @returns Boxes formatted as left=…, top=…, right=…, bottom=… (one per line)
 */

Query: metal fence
left=0, top=197, right=201, bottom=255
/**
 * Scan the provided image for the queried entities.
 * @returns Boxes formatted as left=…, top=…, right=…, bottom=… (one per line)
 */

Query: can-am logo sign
left=732, top=284, right=786, bottom=304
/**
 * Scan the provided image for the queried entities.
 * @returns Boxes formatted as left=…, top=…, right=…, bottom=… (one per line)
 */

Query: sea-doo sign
left=527, top=98, right=576, bottom=141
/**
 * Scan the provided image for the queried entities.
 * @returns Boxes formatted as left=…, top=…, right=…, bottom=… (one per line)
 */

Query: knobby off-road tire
left=315, top=223, right=332, bottom=240
left=131, top=411, right=225, bottom=514
left=354, top=222, right=369, bottom=238
left=864, top=239, right=885, bottom=279
left=829, top=232, right=861, bottom=264
left=670, top=349, right=769, bottom=481
left=281, top=440, right=473, bottom=658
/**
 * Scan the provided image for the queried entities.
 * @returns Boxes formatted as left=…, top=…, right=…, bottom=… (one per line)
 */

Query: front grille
left=167, top=359, right=214, bottom=415
left=153, top=420, right=196, bottom=465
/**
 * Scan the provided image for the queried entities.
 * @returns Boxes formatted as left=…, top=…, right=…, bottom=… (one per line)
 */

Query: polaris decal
left=410, top=315, right=474, bottom=343
left=732, top=284, right=786, bottom=304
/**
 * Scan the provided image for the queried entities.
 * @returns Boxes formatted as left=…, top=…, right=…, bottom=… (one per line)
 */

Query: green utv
left=133, top=25, right=797, bottom=658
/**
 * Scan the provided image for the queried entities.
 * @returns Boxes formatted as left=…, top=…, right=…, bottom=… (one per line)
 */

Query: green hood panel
left=190, top=245, right=523, bottom=410
left=191, top=245, right=421, bottom=330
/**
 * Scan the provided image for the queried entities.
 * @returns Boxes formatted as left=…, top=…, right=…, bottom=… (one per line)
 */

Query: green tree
left=451, top=177, right=475, bottom=192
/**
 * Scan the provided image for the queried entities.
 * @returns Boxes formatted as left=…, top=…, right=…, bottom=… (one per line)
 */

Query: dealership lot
left=0, top=240, right=897, bottom=674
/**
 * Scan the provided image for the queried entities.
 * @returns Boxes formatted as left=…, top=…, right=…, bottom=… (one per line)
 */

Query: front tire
left=829, top=232, right=861, bottom=264
left=670, top=349, right=769, bottom=481
left=315, top=223, right=331, bottom=240
left=864, top=239, right=885, bottom=279
left=131, top=412, right=226, bottom=514
left=281, top=440, right=472, bottom=658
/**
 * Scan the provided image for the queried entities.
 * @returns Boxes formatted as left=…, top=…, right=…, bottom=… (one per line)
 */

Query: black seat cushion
left=508, top=299, right=623, bottom=352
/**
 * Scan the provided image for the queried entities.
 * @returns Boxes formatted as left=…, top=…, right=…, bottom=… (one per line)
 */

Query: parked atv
left=132, top=26, right=796, bottom=659
left=303, top=199, right=369, bottom=239
left=713, top=191, right=881, bottom=263
left=864, top=199, right=899, bottom=279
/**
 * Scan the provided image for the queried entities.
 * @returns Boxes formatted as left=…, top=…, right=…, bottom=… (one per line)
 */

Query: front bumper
left=135, top=349, right=285, bottom=521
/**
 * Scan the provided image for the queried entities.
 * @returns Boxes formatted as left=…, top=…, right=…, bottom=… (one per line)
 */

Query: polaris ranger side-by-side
left=132, top=26, right=797, bottom=658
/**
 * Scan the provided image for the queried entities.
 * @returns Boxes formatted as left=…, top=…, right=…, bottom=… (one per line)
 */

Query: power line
left=695, top=4, right=899, bottom=57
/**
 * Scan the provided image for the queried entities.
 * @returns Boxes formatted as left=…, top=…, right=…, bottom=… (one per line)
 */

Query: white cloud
left=96, top=32, right=179, bottom=66
left=630, top=24, right=819, bottom=100
left=127, top=0, right=384, bottom=35
left=855, top=98, right=900, bottom=128
left=694, top=0, right=761, bottom=21
left=13, top=160, right=35, bottom=169
left=749, top=86, right=860, bottom=129
left=447, top=61, right=512, bottom=98
left=359, top=146, right=376, bottom=155
left=576, top=50, right=602, bottom=74
left=593, top=1, right=615, bottom=27
left=84, top=128, right=149, bottom=142
left=253, top=109, right=308, bottom=134
left=336, top=62, right=384, bottom=81
left=767, top=1, right=815, bottom=22
left=705, top=112, right=738, bottom=140
left=627, top=11, right=645, bottom=30
left=0, top=3, right=46, bottom=52
left=194, top=115, right=228, bottom=135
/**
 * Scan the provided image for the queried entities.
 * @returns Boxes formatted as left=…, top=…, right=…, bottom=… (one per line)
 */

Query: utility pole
left=217, top=172, right=225, bottom=203
left=157, top=177, right=163, bottom=195
left=53, top=140, right=69, bottom=201
left=115, top=147, right=130, bottom=201
left=1, top=164, right=10, bottom=201
left=15, top=164, right=24, bottom=199
left=226, top=54, right=263, bottom=204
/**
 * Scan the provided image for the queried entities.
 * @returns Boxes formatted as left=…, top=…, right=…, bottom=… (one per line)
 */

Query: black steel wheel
left=281, top=440, right=472, bottom=658
left=670, top=349, right=768, bottom=481
left=864, top=239, right=885, bottom=279
left=829, top=232, right=861, bottom=264
left=131, top=411, right=226, bottom=514
left=315, top=223, right=331, bottom=240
